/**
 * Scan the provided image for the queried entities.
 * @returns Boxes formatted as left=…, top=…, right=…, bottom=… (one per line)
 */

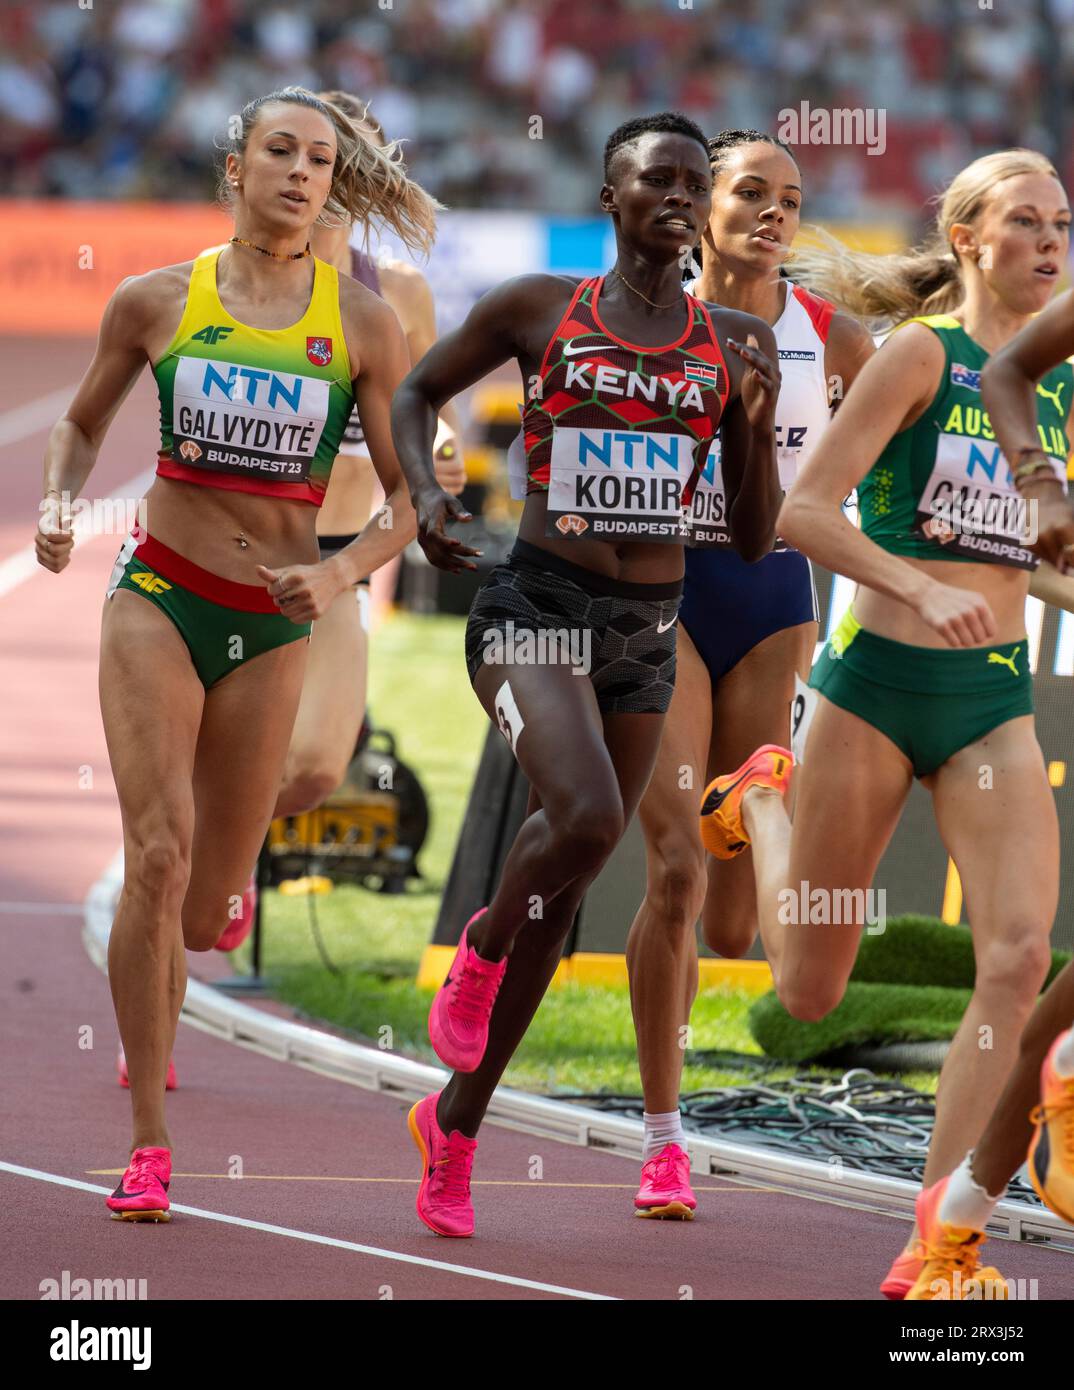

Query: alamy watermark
left=924, top=495, right=1039, bottom=545
left=776, top=102, right=887, bottom=157
left=482, top=621, right=592, bottom=676
left=49, top=1321, right=151, bottom=1369
left=40, top=492, right=147, bottom=540
left=778, top=880, right=887, bottom=933
left=40, top=1269, right=148, bottom=1300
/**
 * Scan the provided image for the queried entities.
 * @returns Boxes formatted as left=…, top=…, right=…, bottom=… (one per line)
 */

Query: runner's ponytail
left=789, top=148, right=1059, bottom=325
left=218, top=86, right=442, bottom=259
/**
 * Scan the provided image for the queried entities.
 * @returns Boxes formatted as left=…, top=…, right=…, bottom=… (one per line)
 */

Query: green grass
left=750, top=981, right=973, bottom=1064
left=243, top=610, right=939, bottom=1099
left=851, top=915, right=1071, bottom=991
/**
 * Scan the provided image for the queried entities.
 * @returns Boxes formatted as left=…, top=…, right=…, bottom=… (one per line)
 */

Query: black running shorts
left=464, top=539, right=682, bottom=714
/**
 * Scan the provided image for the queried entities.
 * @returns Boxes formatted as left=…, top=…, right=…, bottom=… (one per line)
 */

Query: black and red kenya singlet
left=523, top=276, right=729, bottom=542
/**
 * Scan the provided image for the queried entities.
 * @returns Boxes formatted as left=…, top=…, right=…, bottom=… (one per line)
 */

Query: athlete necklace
left=612, top=267, right=684, bottom=309
left=229, top=236, right=311, bottom=261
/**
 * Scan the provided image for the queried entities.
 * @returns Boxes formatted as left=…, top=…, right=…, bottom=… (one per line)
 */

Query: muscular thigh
left=707, top=620, right=816, bottom=775
left=780, top=693, right=914, bottom=990
left=184, top=637, right=310, bottom=929
left=637, top=623, right=712, bottom=876
left=99, top=590, right=203, bottom=858
left=472, top=657, right=617, bottom=815
left=289, top=583, right=368, bottom=768
left=929, top=716, right=1058, bottom=944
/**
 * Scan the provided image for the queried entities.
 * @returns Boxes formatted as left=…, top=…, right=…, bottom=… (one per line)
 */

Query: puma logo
left=1036, top=380, right=1066, bottom=413
left=987, top=645, right=1021, bottom=676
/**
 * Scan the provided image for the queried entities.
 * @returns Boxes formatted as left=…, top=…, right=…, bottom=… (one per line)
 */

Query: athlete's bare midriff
left=143, top=475, right=320, bottom=581
left=516, top=492, right=686, bottom=583
left=854, top=556, right=1030, bottom=647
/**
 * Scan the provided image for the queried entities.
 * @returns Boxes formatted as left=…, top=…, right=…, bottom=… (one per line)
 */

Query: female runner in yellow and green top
left=35, top=86, right=438, bottom=1222
left=699, top=148, right=1074, bottom=1296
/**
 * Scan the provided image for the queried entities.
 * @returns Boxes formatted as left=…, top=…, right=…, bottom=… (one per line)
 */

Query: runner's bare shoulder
left=465, top=274, right=583, bottom=356
left=99, top=261, right=196, bottom=352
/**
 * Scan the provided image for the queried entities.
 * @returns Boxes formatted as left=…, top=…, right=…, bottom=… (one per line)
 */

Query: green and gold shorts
left=808, top=607, right=1033, bottom=778
left=106, top=532, right=310, bottom=689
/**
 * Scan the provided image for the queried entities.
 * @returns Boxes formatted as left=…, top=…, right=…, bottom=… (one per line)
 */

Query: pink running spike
left=633, top=1144, right=696, bottom=1220
left=118, top=1047, right=177, bottom=1090
left=106, top=1146, right=172, bottom=1222
left=215, top=870, right=258, bottom=951
left=408, top=1093, right=477, bottom=1237
left=427, top=909, right=506, bottom=1073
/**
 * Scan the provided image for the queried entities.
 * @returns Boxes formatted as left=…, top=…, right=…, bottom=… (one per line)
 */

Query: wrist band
left=1012, top=457, right=1058, bottom=486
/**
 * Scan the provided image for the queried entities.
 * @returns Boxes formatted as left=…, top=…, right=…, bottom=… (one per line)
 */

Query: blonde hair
left=789, top=149, right=1060, bottom=323
left=218, top=86, right=442, bottom=258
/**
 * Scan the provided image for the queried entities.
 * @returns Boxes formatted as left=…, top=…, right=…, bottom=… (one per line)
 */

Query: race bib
left=545, top=424, right=693, bottom=543
left=790, top=673, right=819, bottom=764
left=172, top=356, right=330, bottom=483
left=915, top=433, right=1066, bottom=569
left=683, top=437, right=792, bottom=551
left=683, top=439, right=731, bottom=547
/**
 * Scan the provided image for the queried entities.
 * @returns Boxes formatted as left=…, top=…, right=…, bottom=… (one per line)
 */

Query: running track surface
left=3, top=337, right=1073, bottom=1301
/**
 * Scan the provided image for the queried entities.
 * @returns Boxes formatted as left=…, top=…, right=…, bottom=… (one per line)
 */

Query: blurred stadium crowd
left=1, top=0, right=1070, bottom=230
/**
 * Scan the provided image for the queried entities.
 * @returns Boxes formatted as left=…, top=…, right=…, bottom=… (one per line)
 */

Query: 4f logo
left=191, top=325, right=234, bottom=345
left=130, top=572, right=172, bottom=595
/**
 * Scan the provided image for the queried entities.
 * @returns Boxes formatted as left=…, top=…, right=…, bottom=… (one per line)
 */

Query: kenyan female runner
left=391, top=111, right=782, bottom=1238
left=623, top=129, right=874, bottom=1220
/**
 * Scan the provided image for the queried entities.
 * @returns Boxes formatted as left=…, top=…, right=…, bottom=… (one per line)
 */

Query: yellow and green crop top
left=153, top=247, right=355, bottom=506
left=858, top=314, right=1072, bottom=570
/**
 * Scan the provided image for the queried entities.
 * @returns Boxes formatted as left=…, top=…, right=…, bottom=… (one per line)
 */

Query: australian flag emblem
left=950, top=362, right=981, bottom=391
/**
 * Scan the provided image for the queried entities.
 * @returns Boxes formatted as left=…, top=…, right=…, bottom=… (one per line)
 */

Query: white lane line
left=0, top=384, right=79, bottom=448
left=0, top=1161, right=619, bottom=1300
left=0, top=467, right=154, bottom=600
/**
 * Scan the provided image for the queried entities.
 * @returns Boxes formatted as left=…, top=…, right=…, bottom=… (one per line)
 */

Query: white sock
left=939, top=1153, right=1004, bottom=1232
left=642, top=1110, right=687, bottom=1161
left=1054, top=1027, right=1074, bottom=1077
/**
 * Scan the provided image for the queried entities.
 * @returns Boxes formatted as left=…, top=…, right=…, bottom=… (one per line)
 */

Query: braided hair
left=691, top=129, right=799, bottom=280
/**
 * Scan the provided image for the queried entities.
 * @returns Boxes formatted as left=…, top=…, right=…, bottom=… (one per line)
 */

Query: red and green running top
left=523, top=275, right=730, bottom=506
